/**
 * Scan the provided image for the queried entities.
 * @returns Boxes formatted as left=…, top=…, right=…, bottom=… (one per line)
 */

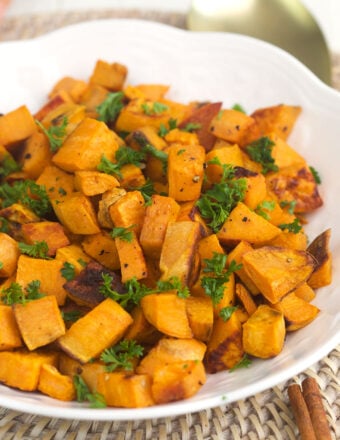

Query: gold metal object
left=187, top=0, right=332, bottom=85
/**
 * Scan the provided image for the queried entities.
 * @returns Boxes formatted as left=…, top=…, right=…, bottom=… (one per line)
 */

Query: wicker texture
left=0, top=9, right=339, bottom=440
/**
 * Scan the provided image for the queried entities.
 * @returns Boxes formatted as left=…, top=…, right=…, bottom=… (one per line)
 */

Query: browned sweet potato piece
left=0, top=203, right=39, bottom=225
left=114, top=233, right=148, bottom=282
left=307, top=229, right=332, bottom=288
left=242, top=246, right=315, bottom=303
left=13, top=295, right=66, bottom=351
left=38, top=364, right=76, bottom=401
left=141, top=292, right=193, bottom=339
left=48, top=76, right=88, bottom=102
left=151, top=360, right=206, bottom=404
left=137, top=337, right=206, bottom=376
left=139, top=194, right=180, bottom=259
left=34, top=91, right=72, bottom=121
left=293, top=282, right=316, bottom=302
left=55, top=244, right=92, bottom=275
left=217, top=202, right=281, bottom=247
left=20, top=221, right=70, bottom=257
left=243, top=305, right=285, bottom=358
left=0, top=305, right=23, bottom=350
left=209, top=108, right=255, bottom=144
left=124, top=84, right=169, bottom=101
left=0, top=105, right=37, bottom=148
left=97, top=371, right=155, bottom=407
left=235, top=283, right=257, bottom=316
left=0, top=232, right=20, bottom=278
left=197, top=234, right=225, bottom=266
left=0, top=350, right=58, bottom=391
left=89, top=60, right=127, bottom=91
left=81, top=232, right=120, bottom=271
left=119, top=164, right=146, bottom=190
left=78, top=83, right=110, bottom=116
left=124, top=306, right=160, bottom=345
left=159, top=221, right=201, bottom=285
left=205, top=312, right=244, bottom=373
left=233, top=167, right=267, bottom=210
left=178, top=102, right=222, bottom=151
left=63, top=261, right=124, bottom=308
left=36, top=165, right=75, bottom=201
left=74, top=170, right=119, bottom=196
left=205, top=143, right=244, bottom=184
left=97, top=187, right=126, bottom=229
left=57, top=298, right=133, bottom=363
left=272, top=292, right=319, bottom=331
left=185, top=296, right=214, bottom=342
left=109, top=190, right=146, bottom=237
left=19, top=132, right=53, bottom=179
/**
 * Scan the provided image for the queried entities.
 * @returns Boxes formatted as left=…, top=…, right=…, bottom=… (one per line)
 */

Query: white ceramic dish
left=0, top=19, right=339, bottom=421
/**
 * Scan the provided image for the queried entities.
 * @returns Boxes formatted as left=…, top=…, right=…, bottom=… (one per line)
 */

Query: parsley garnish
left=158, top=118, right=177, bottom=137
left=309, top=166, right=321, bottom=184
left=1, top=280, right=45, bottom=305
left=73, top=375, right=106, bottom=408
left=0, top=216, right=9, bottom=233
left=196, top=159, right=246, bottom=232
left=61, top=310, right=82, bottom=322
left=97, top=146, right=146, bottom=179
left=96, top=91, right=124, bottom=123
left=36, top=117, right=68, bottom=152
left=99, top=275, right=150, bottom=309
left=229, top=354, right=252, bottom=372
left=141, top=102, right=169, bottom=115
left=232, top=103, right=246, bottom=113
left=18, top=241, right=49, bottom=259
left=181, top=122, right=202, bottom=132
left=201, top=253, right=242, bottom=305
left=0, top=180, right=51, bottom=217
left=0, top=155, right=21, bottom=178
left=142, top=144, right=168, bottom=173
left=133, top=179, right=156, bottom=205
left=156, top=276, right=190, bottom=299
left=246, top=137, right=278, bottom=174
left=0, top=262, right=3, bottom=270
left=255, top=200, right=276, bottom=220
left=110, top=225, right=135, bottom=242
left=280, top=200, right=296, bottom=215
left=100, top=339, right=144, bottom=372
left=61, top=262, right=76, bottom=281
left=219, top=305, right=238, bottom=321
left=278, top=218, right=302, bottom=234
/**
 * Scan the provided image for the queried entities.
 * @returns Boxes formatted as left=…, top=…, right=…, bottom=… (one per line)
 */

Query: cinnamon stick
left=288, top=383, right=317, bottom=440
left=302, top=377, right=332, bottom=440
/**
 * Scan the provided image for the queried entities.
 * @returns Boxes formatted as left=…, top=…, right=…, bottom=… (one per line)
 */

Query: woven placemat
left=0, top=9, right=339, bottom=440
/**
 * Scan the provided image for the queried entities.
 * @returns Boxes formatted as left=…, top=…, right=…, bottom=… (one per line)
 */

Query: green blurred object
left=187, top=0, right=332, bottom=85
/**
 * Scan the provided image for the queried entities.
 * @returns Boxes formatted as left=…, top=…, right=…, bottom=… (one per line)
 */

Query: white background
left=4, top=0, right=340, bottom=53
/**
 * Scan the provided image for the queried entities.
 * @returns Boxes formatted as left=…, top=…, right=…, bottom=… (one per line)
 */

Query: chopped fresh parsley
left=36, top=117, right=68, bottom=152
left=18, top=241, right=50, bottom=259
left=196, top=159, right=247, bottom=232
left=73, top=375, right=106, bottom=408
left=61, top=262, right=76, bottom=281
left=280, top=200, right=296, bottom=215
left=246, top=136, right=278, bottom=174
left=229, top=354, right=252, bottom=372
left=110, top=225, right=135, bottom=242
left=255, top=200, right=276, bottom=220
left=156, top=276, right=190, bottom=299
left=232, top=103, right=246, bottom=114
left=219, top=305, right=238, bottom=322
left=141, top=102, right=169, bottom=115
left=61, top=310, right=82, bottom=322
left=309, top=166, right=321, bottom=184
left=133, top=179, right=156, bottom=205
left=96, top=91, right=124, bottom=123
left=97, top=146, right=146, bottom=179
left=0, top=261, right=3, bottom=270
left=181, top=122, right=202, bottom=132
left=1, top=280, right=45, bottom=305
left=100, top=339, right=144, bottom=372
left=0, top=155, right=21, bottom=178
left=158, top=118, right=177, bottom=137
left=278, top=218, right=302, bottom=234
left=0, top=216, right=9, bottom=233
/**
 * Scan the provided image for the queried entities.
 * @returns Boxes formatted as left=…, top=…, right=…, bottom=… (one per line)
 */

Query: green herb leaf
left=25, top=280, right=45, bottom=300
left=0, top=216, right=9, bottom=233
left=36, top=117, right=68, bottom=152
left=110, top=225, right=135, bottom=242
left=100, top=339, right=144, bottom=372
left=61, top=262, right=76, bottom=281
left=73, top=375, right=107, bottom=408
left=232, top=103, right=246, bottom=114
left=0, top=261, right=3, bottom=270
left=158, top=118, right=177, bottom=137
left=279, top=200, right=297, bottom=215
left=141, top=102, right=169, bottom=115
left=181, top=122, right=202, bottom=132
left=255, top=200, right=276, bottom=220
left=96, top=91, right=124, bottom=123
left=0, top=280, right=45, bottom=305
left=219, top=305, right=238, bottom=321
left=246, top=136, right=278, bottom=174
left=0, top=155, right=21, bottom=178
left=133, top=179, right=156, bottom=205
left=309, top=166, right=321, bottom=184
left=229, top=354, right=252, bottom=372
left=61, top=310, right=82, bottom=322
left=18, top=241, right=50, bottom=259
left=278, top=218, right=302, bottom=234
left=97, top=146, right=146, bottom=179
left=156, top=276, right=190, bottom=299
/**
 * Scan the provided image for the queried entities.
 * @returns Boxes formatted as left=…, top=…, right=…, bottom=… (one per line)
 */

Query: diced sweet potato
left=97, top=371, right=154, bottom=407
left=109, top=190, right=146, bottom=236
left=205, top=144, right=244, bottom=184
left=307, top=229, right=332, bottom=288
left=235, top=283, right=257, bottom=316
left=124, top=306, right=160, bottom=345
left=119, top=164, right=146, bottom=190
left=0, top=305, right=23, bottom=350
left=39, top=103, right=86, bottom=140
left=124, top=84, right=169, bottom=101
left=97, top=187, right=126, bottom=229
left=293, top=282, right=316, bottom=302
left=243, top=305, right=285, bottom=358
left=242, top=246, right=315, bottom=303
left=55, top=244, right=92, bottom=275
left=19, top=132, right=53, bottom=179
left=205, top=312, right=244, bottom=373
left=0, top=203, right=40, bottom=224
left=89, top=60, right=128, bottom=91
left=141, top=292, right=193, bottom=339
left=0, top=105, right=37, bottom=147
left=197, top=234, right=225, bottom=267
left=57, top=298, right=133, bottom=363
left=0, top=232, right=20, bottom=278
left=81, top=232, right=120, bottom=271
left=114, top=233, right=148, bottom=282
left=48, top=76, right=88, bottom=102
left=13, top=296, right=66, bottom=350
left=0, top=349, right=58, bottom=391
left=36, top=165, right=75, bottom=201
left=74, top=170, right=119, bottom=196
left=209, top=109, right=255, bottom=144
left=185, top=296, right=214, bottom=342
left=38, top=364, right=76, bottom=401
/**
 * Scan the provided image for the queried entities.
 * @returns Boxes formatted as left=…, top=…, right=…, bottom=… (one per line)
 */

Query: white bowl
left=0, top=19, right=339, bottom=421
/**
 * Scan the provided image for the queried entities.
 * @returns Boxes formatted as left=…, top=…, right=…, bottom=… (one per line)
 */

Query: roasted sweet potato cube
left=119, top=164, right=146, bottom=190
left=141, top=292, right=193, bottom=339
left=205, top=312, right=244, bottom=373
left=0, top=105, right=37, bottom=147
left=36, top=165, right=75, bottom=201
left=20, top=221, right=70, bottom=257
left=57, top=298, right=133, bottom=363
left=0, top=305, right=23, bottom=350
left=0, top=232, right=20, bottom=278
left=124, top=306, right=160, bottom=345
left=235, top=283, right=257, bottom=316
left=251, top=104, right=301, bottom=140
left=16, top=255, right=68, bottom=305
left=49, top=76, right=88, bottom=102
left=159, top=221, right=201, bottom=285
left=140, top=195, right=180, bottom=259
left=217, top=202, right=281, bottom=247
left=209, top=109, right=255, bottom=144
left=78, top=83, right=109, bottom=115
left=272, top=292, right=319, bottom=331
left=38, top=364, right=76, bottom=401
left=13, top=296, right=66, bottom=351
left=90, top=60, right=128, bottom=91
left=197, top=234, right=225, bottom=267
left=293, top=282, right=316, bottom=302
left=55, top=244, right=92, bottom=275
left=205, top=144, right=244, bottom=184
left=167, top=143, right=205, bottom=202
left=74, top=170, right=119, bottom=196
left=39, top=103, right=86, bottom=140
left=236, top=169, right=267, bottom=210
left=63, top=261, right=124, bottom=308
left=124, top=84, right=169, bottom=101
left=97, top=187, right=126, bottom=229
left=269, top=133, right=306, bottom=169
left=81, top=232, right=120, bottom=271
left=185, top=296, right=214, bottom=342
left=176, top=201, right=210, bottom=237
left=52, top=117, right=120, bottom=172
left=243, top=305, right=285, bottom=358
left=267, top=229, right=308, bottom=251
left=97, top=371, right=154, bottom=407
left=114, top=233, right=148, bottom=282
left=0, top=203, right=39, bottom=225
left=109, top=190, right=146, bottom=236
left=34, top=91, right=72, bottom=121
left=307, top=229, right=332, bottom=288
left=242, top=246, right=315, bottom=303
left=0, top=350, right=58, bottom=391
left=151, top=360, right=206, bottom=404
left=178, top=102, right=222, bottom=151
left=19, top=132, right=53, bottom=179
left=52, top=192, right=100, bottom=235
